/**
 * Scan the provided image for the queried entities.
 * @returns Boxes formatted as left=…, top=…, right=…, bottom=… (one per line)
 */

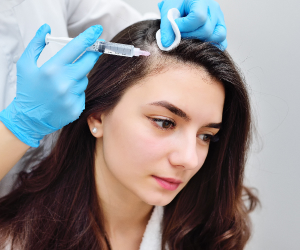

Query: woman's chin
left=141, top=192, right=177, bottom=207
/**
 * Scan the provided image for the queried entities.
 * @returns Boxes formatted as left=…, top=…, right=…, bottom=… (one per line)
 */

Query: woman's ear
left=87, top=114, right=104, bottom=138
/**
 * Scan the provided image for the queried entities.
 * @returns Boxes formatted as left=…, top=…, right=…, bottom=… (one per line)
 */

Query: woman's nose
left=168, top=134, right=201, bottom=170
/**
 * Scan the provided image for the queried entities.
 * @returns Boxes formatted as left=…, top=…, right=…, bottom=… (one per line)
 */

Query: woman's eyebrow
left=203, top=122, right=222, bottom=129
left=148, top=101, right=191, bottom=121
left=147, top=101, right=222, bottom=128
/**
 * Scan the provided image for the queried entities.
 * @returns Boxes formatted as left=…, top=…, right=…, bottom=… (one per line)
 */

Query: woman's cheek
left=103, top=121, right=160, bottom=176
left=124, top=127, right=168, bottom=167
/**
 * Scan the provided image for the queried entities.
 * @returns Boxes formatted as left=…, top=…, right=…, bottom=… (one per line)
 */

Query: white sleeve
left=65, top=0, right=143, bottom=41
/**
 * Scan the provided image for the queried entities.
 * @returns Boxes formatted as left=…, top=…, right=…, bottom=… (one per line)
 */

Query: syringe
left=45, top=34, right=150, bottom=57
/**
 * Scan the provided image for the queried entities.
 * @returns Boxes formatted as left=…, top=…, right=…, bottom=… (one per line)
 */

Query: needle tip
left=140, top=50, right=151, bottom=57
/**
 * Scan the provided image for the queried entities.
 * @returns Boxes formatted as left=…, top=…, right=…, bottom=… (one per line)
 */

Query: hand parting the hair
left=0, top=24, right=103, bottom=147
left=158, top=0, right=227, bottom=50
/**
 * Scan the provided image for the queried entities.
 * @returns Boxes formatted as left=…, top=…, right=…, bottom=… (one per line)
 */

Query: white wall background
left=123, top=0, right=300, bottom=249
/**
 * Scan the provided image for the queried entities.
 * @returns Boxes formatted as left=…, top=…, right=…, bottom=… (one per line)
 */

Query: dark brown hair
left=0, top=20, right=259, bottom=250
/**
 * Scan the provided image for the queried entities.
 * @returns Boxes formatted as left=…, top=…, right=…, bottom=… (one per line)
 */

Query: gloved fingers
left=159, top=0, right=185, bottom=48
left=159, top=9, right=175, bottom=48
left=71, top=92, right=86, bottom=121
left=205, top=23, right=227, bottom=44
left=157, top=1, right=164, bottom=11
left=69, top=50, right=101, bottom=80
left=204, top=4, right=226, bottom=44
left=180, top=15, right=215, bottom=40
left=19, top=24, right=51, bottom=67
left=219, top=39, right=227, bottom=51
left=175, top=0, right=208, bottom=33
left=52, top=25, right=103, bottom=65
left=70, top=77, right=89, bottom=96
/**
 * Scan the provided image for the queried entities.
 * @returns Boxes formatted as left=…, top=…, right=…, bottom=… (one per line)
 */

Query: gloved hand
left=0, top=23, right=103, bottom=147
left=158, top=0, right=227, bottom=50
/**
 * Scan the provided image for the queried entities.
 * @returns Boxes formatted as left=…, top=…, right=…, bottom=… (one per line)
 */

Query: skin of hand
left=158, top=0, right=227, bottom=50
left=0, top=24, right=103, bottom=147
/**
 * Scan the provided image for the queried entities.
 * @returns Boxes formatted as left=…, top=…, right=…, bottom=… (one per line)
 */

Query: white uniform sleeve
left=65, top=0, right=143, bottom=41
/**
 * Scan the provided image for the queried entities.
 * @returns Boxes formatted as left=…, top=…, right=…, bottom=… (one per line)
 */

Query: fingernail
left=36, top=24, right=50, bottom=37
left=157, top=1, right=163, bottom=10
left=161, top=37, right=171, bottom=47
left=93, top=25, right=103, bottom=35
left=36, top=24, right=45, bottom=34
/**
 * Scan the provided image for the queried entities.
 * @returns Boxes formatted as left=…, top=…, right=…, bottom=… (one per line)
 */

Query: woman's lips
left=152, top=175, right=182, bottom=191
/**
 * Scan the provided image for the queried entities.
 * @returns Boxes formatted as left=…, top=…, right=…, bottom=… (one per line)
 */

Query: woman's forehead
left=117, top=66, right=225, bottom=123
left=130, top=66, right=224, bottom=101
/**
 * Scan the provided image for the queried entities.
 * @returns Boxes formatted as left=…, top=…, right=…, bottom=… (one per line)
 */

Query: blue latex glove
left=158, top=0, right=227, bottom=50
left=0, top=24, right=103, bottom=147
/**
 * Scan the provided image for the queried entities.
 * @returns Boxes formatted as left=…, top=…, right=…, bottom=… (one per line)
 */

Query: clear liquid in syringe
left=87, top=40, right=150, bottom=57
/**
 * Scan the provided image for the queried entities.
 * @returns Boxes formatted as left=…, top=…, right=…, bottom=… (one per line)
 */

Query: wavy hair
left=0, top=20, right=259, bottom=250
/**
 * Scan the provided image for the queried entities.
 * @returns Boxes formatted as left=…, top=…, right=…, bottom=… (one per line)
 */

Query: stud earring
left=92, top=127, right=97, bottom=133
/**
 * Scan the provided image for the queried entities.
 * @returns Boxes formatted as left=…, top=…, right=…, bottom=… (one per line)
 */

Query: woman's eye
left=198, top=134, right=214, bottom=143
left=150, top=118, right=175, bottom=130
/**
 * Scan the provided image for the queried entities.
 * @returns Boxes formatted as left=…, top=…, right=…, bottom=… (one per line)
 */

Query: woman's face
left=91, top=65, right=225, bottom=207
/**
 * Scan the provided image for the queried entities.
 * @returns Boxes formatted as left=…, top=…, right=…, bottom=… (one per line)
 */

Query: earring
left=92, top=127, right=97, bottom=133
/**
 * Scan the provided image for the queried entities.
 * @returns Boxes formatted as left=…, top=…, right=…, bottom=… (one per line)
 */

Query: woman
left=0, top=20, right=258, bottom=250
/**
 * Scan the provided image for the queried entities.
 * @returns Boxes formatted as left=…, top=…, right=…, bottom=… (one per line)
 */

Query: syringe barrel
left=87, top=41, right=135, bottom=57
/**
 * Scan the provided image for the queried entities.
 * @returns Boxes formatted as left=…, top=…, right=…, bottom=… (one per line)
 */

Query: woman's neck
left=99, top=194, right=154, bottom=237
